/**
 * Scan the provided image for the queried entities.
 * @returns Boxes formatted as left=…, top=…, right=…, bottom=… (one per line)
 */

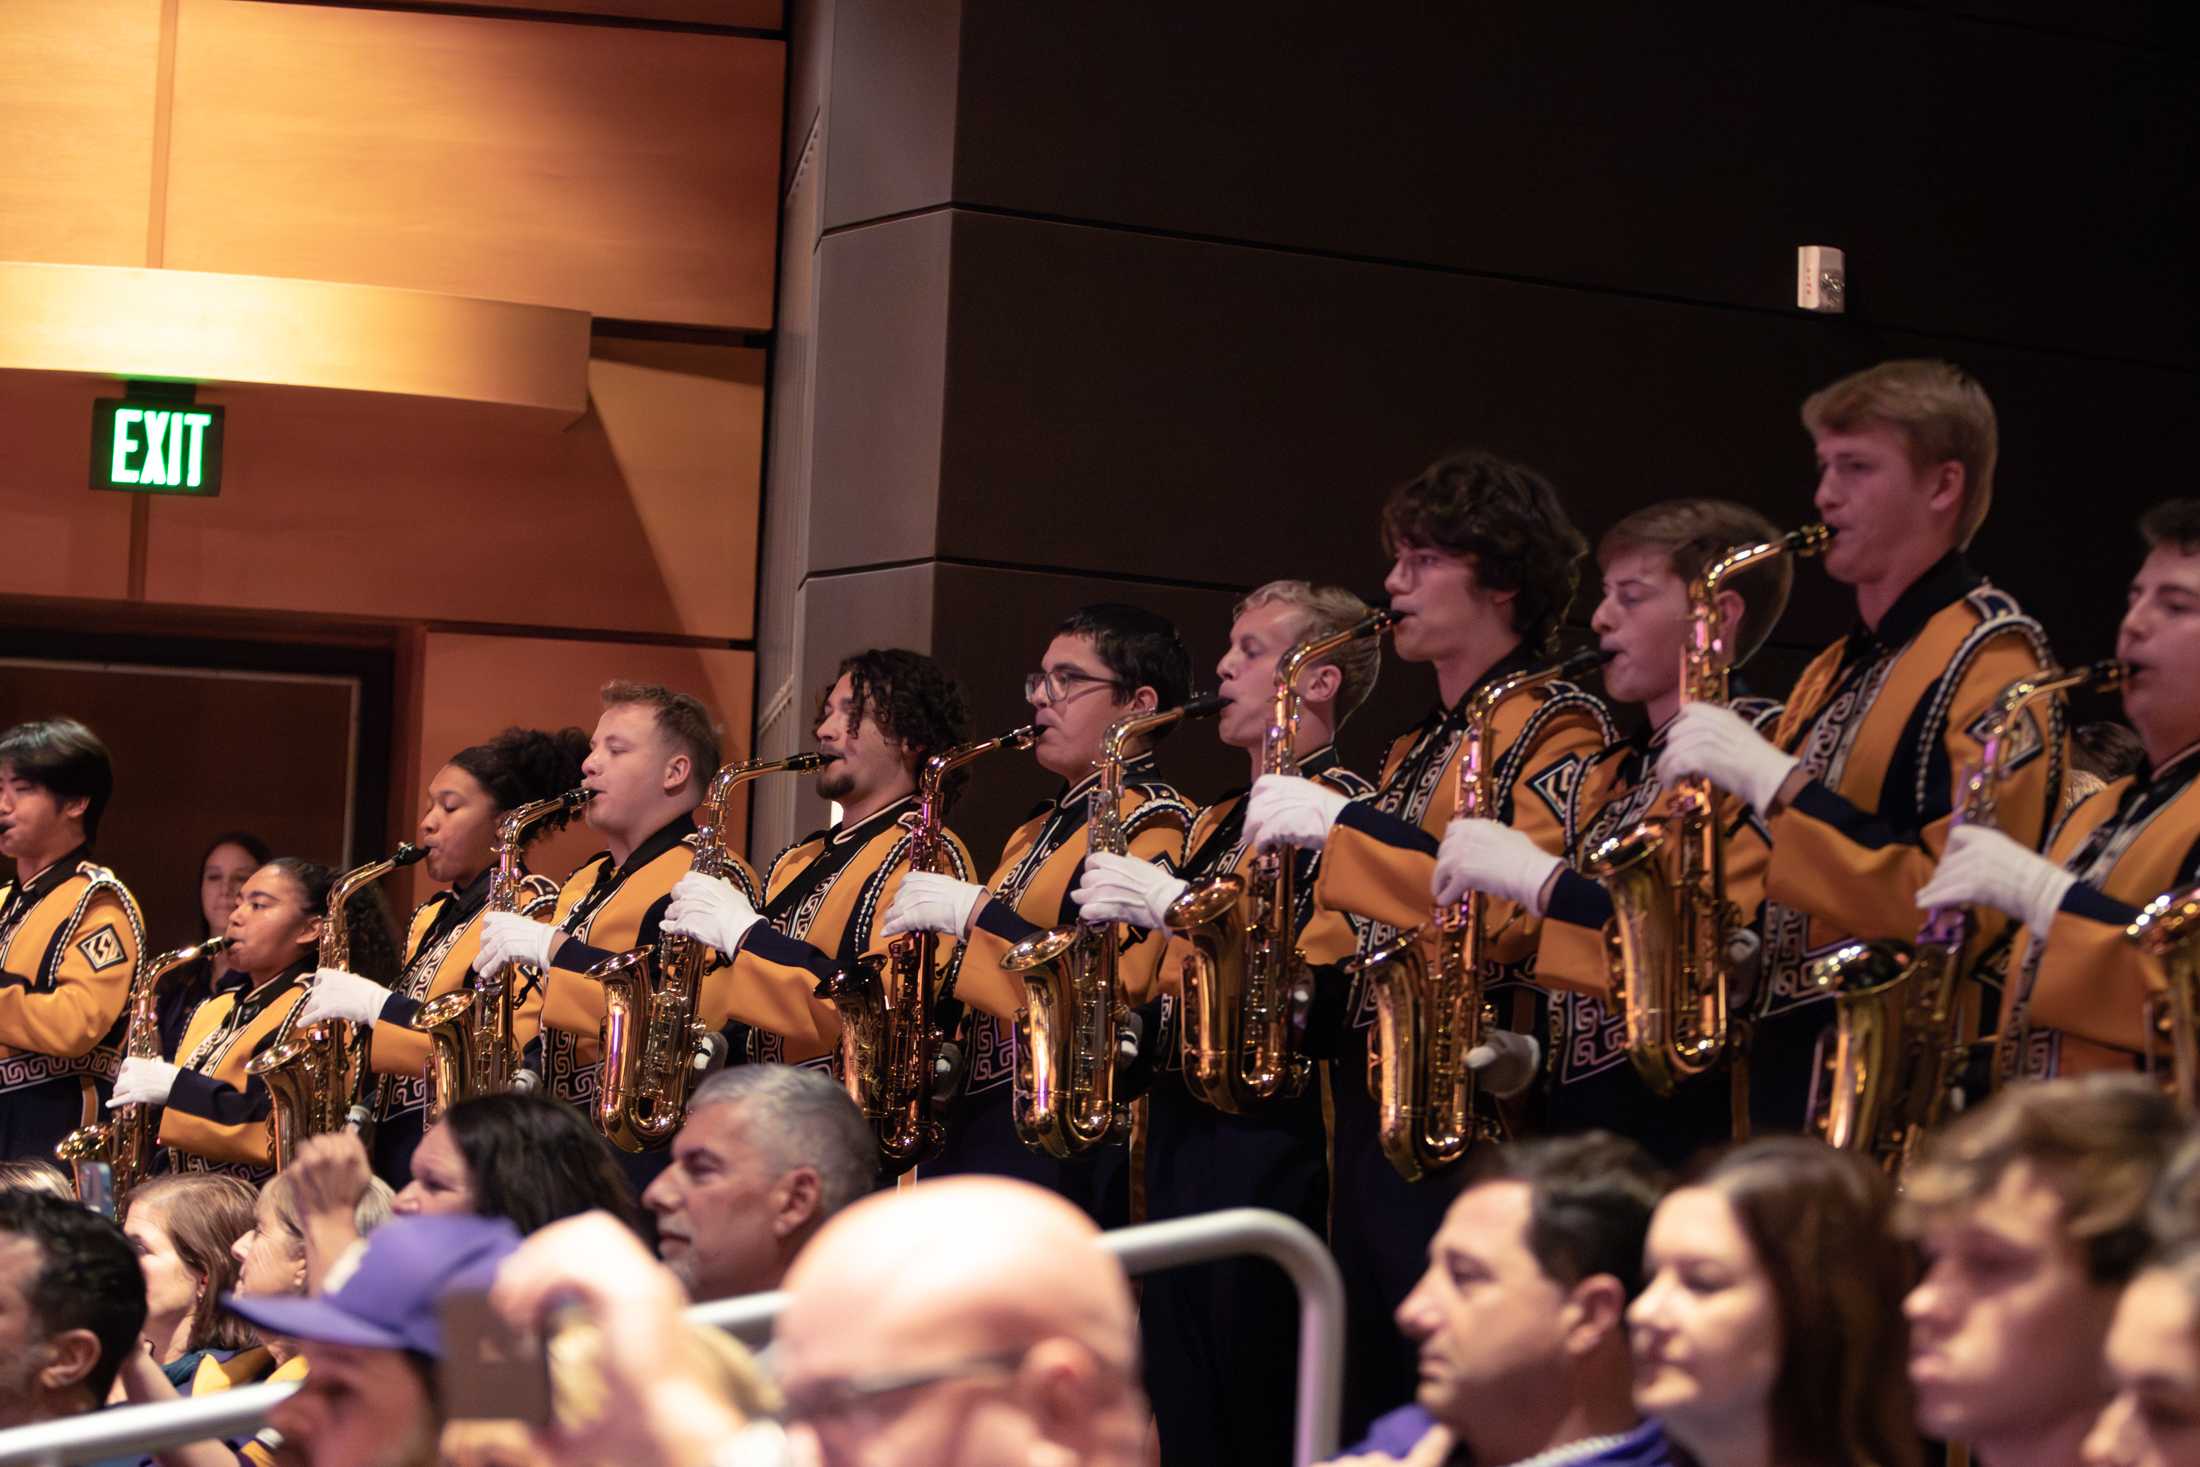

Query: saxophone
left=828, top=725, right=1039, bottom=1174
left=1353, top=648, right=1609, bottom=1182
left=57, top=936, right=230, bottom=1209
left=1168, top=610, right=1396, bottom=1113
left=1813, top=661, right=2115, bottom=1170
left=594, top=753, right=825, bottom=1152
left=250, top=844, right=425, bottom=1169
left=2128, top=885, right=2200, bottom=1107
left=414, top=787, right=593, bottom=1125
left=1585, top=524, right=1832, bottom=1098
left=1008, top=695, right=1221, bottom=1158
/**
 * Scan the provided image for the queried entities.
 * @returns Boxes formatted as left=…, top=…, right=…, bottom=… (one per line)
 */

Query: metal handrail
left=0, top=1206, right=1344, bottom=1467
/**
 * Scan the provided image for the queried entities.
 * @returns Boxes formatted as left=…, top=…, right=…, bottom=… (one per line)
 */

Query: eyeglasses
left=1023, top=669, right=1126, bottom=704
left=779, top=1351, right=1026, bottom=1429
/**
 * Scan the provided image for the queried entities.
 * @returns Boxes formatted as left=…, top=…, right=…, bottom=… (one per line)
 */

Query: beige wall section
left=0, top=0, right=162, bottom=269
left=137, top=344, right=763, bottom=638
left=403, top=631, right=755, bottom=909
left=163, top=0, right=783, bottom=325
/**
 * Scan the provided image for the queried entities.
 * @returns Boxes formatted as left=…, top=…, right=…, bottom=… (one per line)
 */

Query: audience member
left=0, top=1157, right=76, bottom=1199
left=1631, top=1137, right=1919, bottom=1467
left=120, top=1174, right=258, bottom=1384
left=2084, top=1235, right=2200, bottom=1467
left=0, top=1189, right=146, bottom=1431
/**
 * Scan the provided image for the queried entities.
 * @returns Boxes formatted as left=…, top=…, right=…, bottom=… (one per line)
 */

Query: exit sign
left=91, top=399, right=224, bottom=496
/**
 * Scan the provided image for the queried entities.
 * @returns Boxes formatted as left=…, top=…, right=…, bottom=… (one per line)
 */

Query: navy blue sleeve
left=168, top=1068, right=271, bottom=1125
left=1335, top=800, right=1440, bottom=856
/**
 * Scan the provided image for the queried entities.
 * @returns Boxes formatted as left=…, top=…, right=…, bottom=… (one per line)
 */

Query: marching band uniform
left=711, top=792, right=977, bottom=1070
left=1136, top=745, right=1370, bottom=1467
left=1744, top=555, right=2061, bottom=1129
left=1533, top=700, right=1782, bottom=1164
left=158, top=958, right=312, bottom=1178
left=0, top=847, right=143, bottom=1164
left=1307, top=651, right=1613, bottom=1439
left=925, top=752, right=1193, bottom=1226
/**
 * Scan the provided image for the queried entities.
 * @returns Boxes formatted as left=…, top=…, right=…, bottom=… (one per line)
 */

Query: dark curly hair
left=262, top=855, right=403, bottom=985
left=2141, top=499, right=2200, bottom=555
left=449, top=726, right=592, bottom=826
left=1052, top=604, right=1193, bottom=742
left=1380, top=449, right=1588, bottom=654
left=0, top=1189, right=146, bottom=1404
left=815, top=650, right=973, bottom=804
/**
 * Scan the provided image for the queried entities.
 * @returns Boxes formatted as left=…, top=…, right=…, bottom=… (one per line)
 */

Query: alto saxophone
left=2128, top=885, right=2200, bottom=1107
left=594, top=752, right=824, bottom=1153
left=414, top=787, right=593, bottom=1124
left=1586, top=524, right=1832, bottom=1099
left=1169, top=609, right=1396, bottom=1113
left=1813, top=660, right=2117, bottom=1171
left=828, top=724, right=1039, bottom=1174
left=1353, top=648, right=1609, bottom=1182
left=57, top=936, right=230, bottom=1209
left=1008, top=695, right=1221, bottom=1158
left=250, top=844, right=426, bottom=1169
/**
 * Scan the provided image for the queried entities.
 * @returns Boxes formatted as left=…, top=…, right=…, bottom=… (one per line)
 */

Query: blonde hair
left=1232, top=580, right=1382, bottom=722
left=260, top=1169, right=396, bottom=1250
left=1801, top=359, right=1998, bottom=549
left=0, top=1160, right=74, bottom=1200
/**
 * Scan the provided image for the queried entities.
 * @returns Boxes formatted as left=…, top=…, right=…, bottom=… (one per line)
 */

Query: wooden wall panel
left=163, top=0, right=784, bottom=326
left=137, top=346, right=763, bottom=638
left=0, top=371, right=139, bottom=602
left=379, top=1, right=782, bottom=26
left=0, top=0, right=162, bottom=269
left=405, top=631, right=754, bottom=908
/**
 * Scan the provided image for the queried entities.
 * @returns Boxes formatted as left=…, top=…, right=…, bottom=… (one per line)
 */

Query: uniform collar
left=1054, top=751, right=1159, bottom=811
left=1847, top=550, right=1980, bottom=657
left=612, top=813, right=697, bottom=879
left=11, top=842, right=90, bottom=899
left=828, top=792, right=918, bottom=847
left=1420, top=645, right=1542, bottom=733
left=2137, top=738, right=2200, bottom=790
left=446, top=865, right=495, bottom=913
left=213, top=958, right=312, bottom=1011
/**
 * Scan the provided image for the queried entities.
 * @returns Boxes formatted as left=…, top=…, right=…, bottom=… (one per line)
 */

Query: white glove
left=1655, top=702, right=1800, bottom=814
left=1434, top=818, right=1565, bottom=913
left=1243, top=774, right=1351, bottom=853
left=109, top=1057, right=181, bottom=1109
left=1071, top=851, right=1189, bottom=931
left=476, top=911, right=561, bottom=975
left=1915, top=825, right=2076, bottom=935
left=662, top=872, right=764, bottom=955
left=299, top=967, right=394, bottom=1027
left=1465, top=1030, right=1542, bottom=1100
left=881, top=872, right=988, bottom=939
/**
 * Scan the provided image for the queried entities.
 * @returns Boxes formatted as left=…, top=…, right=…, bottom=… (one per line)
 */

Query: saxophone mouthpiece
left=1180, top=692, right=1226, bottom=719
left=391, top=842, right=428, bottom=868
left=1561, top=648, right=1616, bottom=679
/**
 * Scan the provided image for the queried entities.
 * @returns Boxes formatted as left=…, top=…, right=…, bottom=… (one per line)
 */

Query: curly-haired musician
left=0, top=718, right=144, bottom=1166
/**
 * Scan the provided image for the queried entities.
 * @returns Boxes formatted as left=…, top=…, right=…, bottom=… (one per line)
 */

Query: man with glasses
left=883, top=603, right=1195, bottom=1226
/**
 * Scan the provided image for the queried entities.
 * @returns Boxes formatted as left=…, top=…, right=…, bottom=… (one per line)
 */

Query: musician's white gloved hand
left=1244, top=774, right=1350, bottom=853
left=1655, top=702, right=1800, bottom=814
left=882, top=873, right=988, bottom=939
left=476, top=912, right=561, bottom=975
left=1915, top=824, right=2076, bottom=935
left=299, top=966, right=392, bottom=1027
left=1464, top=1030, right=1542, bottom=1100
left=1434, top=818, right=1563, bottom=913
left=661, top=872, right=764, bottom=954
left=1071, top=851, right=1187, bottom=931
left=109, top=1057, right=181, bottom=1109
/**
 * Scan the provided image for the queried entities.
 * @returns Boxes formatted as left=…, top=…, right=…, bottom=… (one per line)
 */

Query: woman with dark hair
left=154, top=832, right=272, bottom=1058
left=2085, top=1237, right=2200, bottom=1466
left=1628, top=1136, right=1920, bottom=1467
left=119, top=1174, right=258, bottom=1379
left=107, top=856, right=400, bottom=1180
left=293, top=726, right=590, bottom=1183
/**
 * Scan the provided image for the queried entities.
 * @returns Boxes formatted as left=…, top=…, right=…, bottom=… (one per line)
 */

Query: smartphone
left=75, top=1162, right=116, bottom=1220
left=439, top=1290, right=552, bottom=1426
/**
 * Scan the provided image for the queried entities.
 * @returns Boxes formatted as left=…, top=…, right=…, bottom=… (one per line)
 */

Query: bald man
left=495, top=1178, right=1148, bottom=1467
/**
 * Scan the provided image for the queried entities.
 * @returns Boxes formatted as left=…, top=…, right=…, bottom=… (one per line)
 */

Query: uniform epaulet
left=895, top=808, right=925, bottom=832
left=519, top=872, right=560, bottom=905
left=1733, top=696, right=1784, bottom=734
left=51, top=863, right=146, bottom=989
left=1123, top=783, right=1197, bottom=835
left=1918, top=593, right=2058, bottom=815
left=1492, top=682, right=1617, bottom=800
left=1315, top=766, right=1377, bottom=799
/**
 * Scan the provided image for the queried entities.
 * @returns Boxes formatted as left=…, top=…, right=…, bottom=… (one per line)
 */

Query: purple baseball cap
left=224, top=1213, right=522, bottom=1358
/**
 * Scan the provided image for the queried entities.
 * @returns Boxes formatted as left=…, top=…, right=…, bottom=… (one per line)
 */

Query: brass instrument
left=2124, top=886, right=2200, bottom=1107
left=1814, top=661, right=2119, bottom=1169
left=57, top=936, right=230, bottom=1209
left=1008, top=694, right=1222, bottom=1158
left=595, top=752, right=825, bottom=1153
left=250, top=844, right=426, bottom=1169
left=1168, top=609, right=1396, bottom=1113
left=414, top=787, right=593, bottom=1124
left=1586, top=523, right=1832, bottom=1098
left=829, top=724, right=1040, bottom=1173
left=1354, top=648, right=1609, bottom=1182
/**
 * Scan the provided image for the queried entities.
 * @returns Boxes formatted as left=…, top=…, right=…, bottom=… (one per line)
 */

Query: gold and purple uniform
left=713, top=792, right=977, bottom=1070
left=1753, top=554, right=2062, bottom=1129
left=2006, top=743, right=2200, bottom=1078
left=159, top=960, right=311, bottom=1178
left=925, top=752, right=1193, bottom=1226
left=1137, top=745, right=1370, bottom=1467
left=1535, top=700, right=1780, bottom=1164
left=1306, top=648, right=1613, bottom=1443
left=0, top=847, right=143, bottom=1163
